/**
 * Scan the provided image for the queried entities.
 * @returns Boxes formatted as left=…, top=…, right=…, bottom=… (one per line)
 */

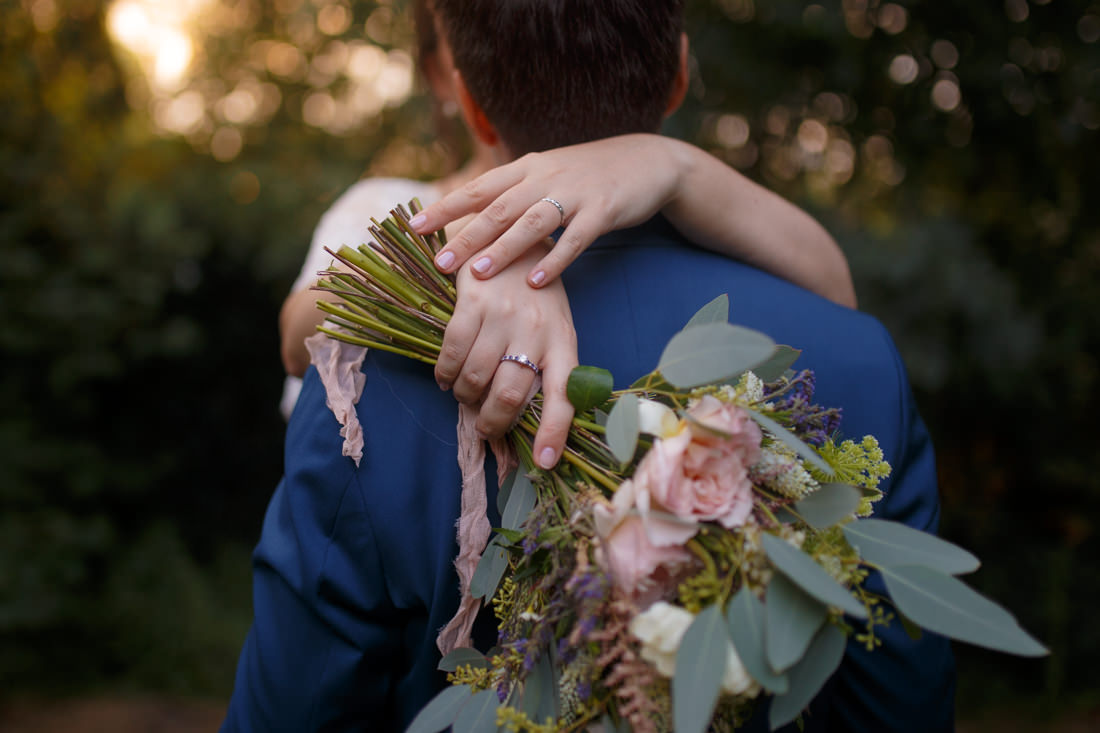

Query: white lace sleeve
left=289, top=178, right=440, bottom=294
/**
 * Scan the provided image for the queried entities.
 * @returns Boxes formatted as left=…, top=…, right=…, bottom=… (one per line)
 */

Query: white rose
left=629, top=601, right=694, bottom=678
left=637, top=398, right=680, bottom=438
left=719, top=638, right=759, bottom=696
left=629, top=602, right=762, bottom=697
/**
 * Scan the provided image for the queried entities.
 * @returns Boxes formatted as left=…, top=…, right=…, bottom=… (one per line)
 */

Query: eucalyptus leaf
left=768, top=624, right=846, bottom=731
left=497, top=470, right=516, bottom=516
left=762, top=533, right=867, bottom=618
left=405, top=684, right=472, bottom=733
left=683, top=293, right=730, bottom=328
left=597, top=714, right=632, bottom=733
left=880, top=565, right=1048, bottom=657
left=501, top=471, right=536, bottom=531
left=747, top=409, right=834, bottom=477
left=765, top=573, right=827, bottom=673
left=657, top=322, right=776, bottom=388
left=470, top=539, right=508, bottom=600
left=452, top=688, right=500, bottom=733
left=795, top=483, right=863, bottom=529
left=726, top=587, right=789, bottom=694
left=438, top=648, right=488, bottom=672
left=898, top=611, right=924, bottom=641
left=673, top=604, right=729, bottom=733
left=522, top=650, right=559, bottom=726
left=751, top=345, right=803, bottom=383
left=492, top=527, right=525, bottom=546
left=843, top=519, right=980, bottom=575
left=605, top=393, right=640, bottom=464
left=772, top=507, right=799, bottom=525
left=628, top=371, right=674, bottom=393
left=567, top=365, right=614, bottom=412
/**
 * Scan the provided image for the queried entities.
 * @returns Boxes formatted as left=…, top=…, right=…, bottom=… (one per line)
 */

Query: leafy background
left=1, top=0, right=1097, bottom=727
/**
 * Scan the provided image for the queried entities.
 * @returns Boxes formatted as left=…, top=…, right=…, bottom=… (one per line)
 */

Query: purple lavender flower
left=765, top=370, right=842, bottom=445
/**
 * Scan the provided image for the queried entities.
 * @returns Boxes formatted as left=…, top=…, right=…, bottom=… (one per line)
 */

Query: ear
left=454, top=70, right=498, bottom=146
left=664, top=33, right=690, bottom=118
left=421, top=52, right=451, bottom=104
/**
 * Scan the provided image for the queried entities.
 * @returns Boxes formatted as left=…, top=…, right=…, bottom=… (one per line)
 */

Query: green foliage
left=763, top=574, right=827, bottom=673
left=672, top=604, right=729, bottom=733
left=794, top=482, right=862, bottom=529
left=658, top=322, right=776, bottom=388
left=604, top=392, right=640, bottom=464
left=565, top=366, right=613, bottom=413
left=406, top=684, right=474, bottom=733
left=726, top=587, right=789, bottom=694
left=768, top=623, right=847, bottom=731
left=683, top=293, right=730, bottom=328
left=880, top=565, right=1048, bottom=657
left=761, top=534, right=867, bottom=619
left=842, top=518, right=980, bottom=575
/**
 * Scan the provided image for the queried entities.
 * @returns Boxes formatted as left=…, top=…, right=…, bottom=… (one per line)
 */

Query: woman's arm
left=410, top=134, right=856, bottom=308
left=280, top=286, right=342, bottom=377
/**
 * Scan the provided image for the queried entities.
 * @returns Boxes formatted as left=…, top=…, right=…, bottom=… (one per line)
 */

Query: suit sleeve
left=221, top=431, right=407, bottom=732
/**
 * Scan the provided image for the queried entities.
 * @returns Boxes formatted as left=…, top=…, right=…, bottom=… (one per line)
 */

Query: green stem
left=317, top=302, right=442, bottom=353
left=571, top=418, right=604, bottom=434
left=316, top=326, right=439, bottom=365
left=560, top=450, right=619, bottom=492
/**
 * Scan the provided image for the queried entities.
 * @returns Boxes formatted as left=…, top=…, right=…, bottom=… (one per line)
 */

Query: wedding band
left=540, top=197, right=566, bottom=228
left=500, top=353, right=542, bottom=375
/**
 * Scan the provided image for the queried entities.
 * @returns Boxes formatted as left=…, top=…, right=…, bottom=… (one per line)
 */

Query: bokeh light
left=889, top=54, right=920, bottom=84
left=106, top=0, right=416, bottom=159
left=876, top=3, right=908, bottom=35
left=931, top=77, right=962, bottom=112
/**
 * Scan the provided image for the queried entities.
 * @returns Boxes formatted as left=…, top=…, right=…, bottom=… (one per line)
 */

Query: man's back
left=225, top=217, right=954, bottom=732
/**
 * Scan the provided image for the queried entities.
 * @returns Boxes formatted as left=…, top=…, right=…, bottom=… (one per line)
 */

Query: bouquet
left=313, top=203, right=1046, bottom=733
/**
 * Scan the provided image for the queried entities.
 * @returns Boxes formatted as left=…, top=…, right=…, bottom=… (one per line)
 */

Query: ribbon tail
left=437, top=403, right=493, bottom=654
left=306, top=332, right=367, bottom=466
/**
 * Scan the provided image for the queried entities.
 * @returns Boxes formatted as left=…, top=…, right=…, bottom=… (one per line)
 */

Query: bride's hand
left=410, top=134, right=682, bottom=287
left=411, top=133, right=857, bottom=307
left=437, top=243, right=577, bottom=469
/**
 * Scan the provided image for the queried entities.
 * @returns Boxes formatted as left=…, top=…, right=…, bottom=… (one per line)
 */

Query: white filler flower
left=628, top=601, right=759, bottom=695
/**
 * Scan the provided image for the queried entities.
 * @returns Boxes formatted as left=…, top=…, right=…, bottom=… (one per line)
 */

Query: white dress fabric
left=281, top=178, right=441, bottom=420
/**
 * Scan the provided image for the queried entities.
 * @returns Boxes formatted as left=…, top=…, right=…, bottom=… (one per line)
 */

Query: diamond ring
left=539, top=197, right=566, bottom=229
left=500, top=353, right=542, bottom=375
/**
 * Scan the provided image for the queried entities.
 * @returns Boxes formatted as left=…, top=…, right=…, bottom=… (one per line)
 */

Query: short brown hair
left=432, top=0, right=685, bottom=156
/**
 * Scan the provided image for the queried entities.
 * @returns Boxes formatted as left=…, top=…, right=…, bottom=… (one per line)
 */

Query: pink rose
left=636, top=396, right=762, bottom=529
left=594, top=480, right=695, bottom=604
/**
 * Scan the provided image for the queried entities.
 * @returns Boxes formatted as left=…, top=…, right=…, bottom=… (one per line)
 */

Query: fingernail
left=472, top=256, right=492, bottom=274
left=435, top=251, right=455, bottom=270
left=529, top=270, right=546, bottom=286
left=538, top=447, right=557, bottom=469
left=437, top=379, right=451, bottom=391
left=409, top=213, right=426, bottom=229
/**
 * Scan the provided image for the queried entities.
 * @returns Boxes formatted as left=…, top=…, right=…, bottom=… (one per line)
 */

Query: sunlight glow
left=107, top=0, right=418, bottom=151
left=107, top=0, right=211, bottom=91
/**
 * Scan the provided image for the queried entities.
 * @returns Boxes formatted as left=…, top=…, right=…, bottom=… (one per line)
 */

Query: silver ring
left=500, top=353, right=542, bottom=375
left=540, top=197, right=566, bottom=228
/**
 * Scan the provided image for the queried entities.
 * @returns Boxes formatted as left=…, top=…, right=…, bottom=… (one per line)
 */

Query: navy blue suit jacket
left=223, top=217, right=955, bottom=732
